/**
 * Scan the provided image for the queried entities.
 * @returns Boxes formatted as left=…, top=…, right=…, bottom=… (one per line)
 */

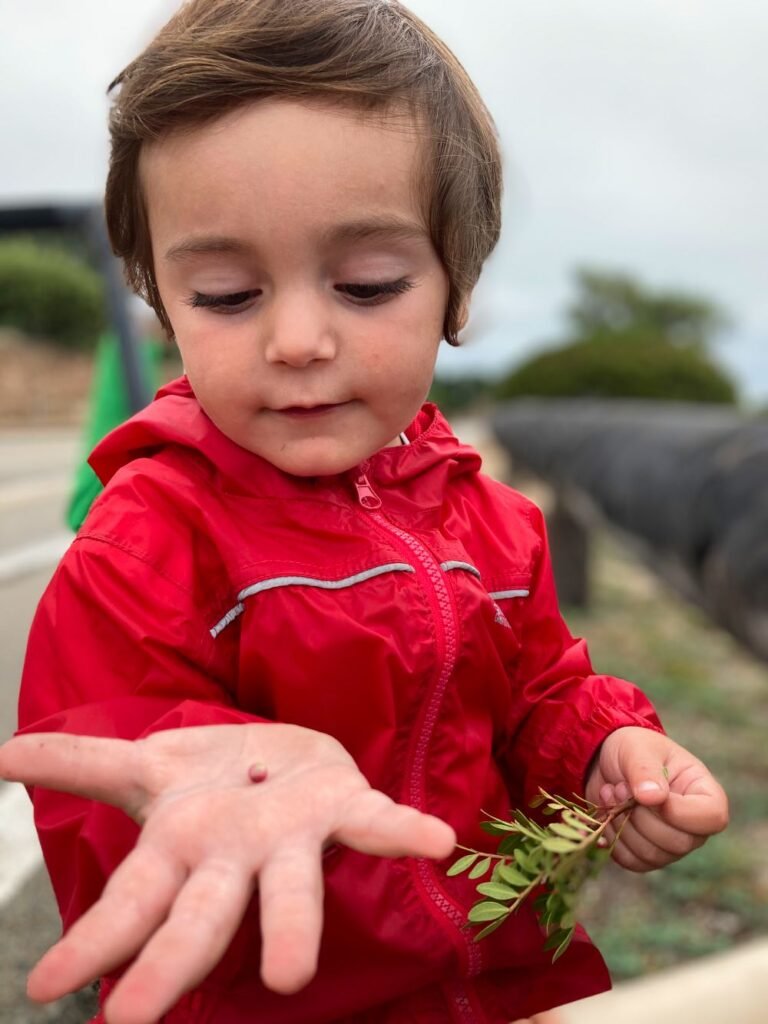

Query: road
left=0, top=427, right=98, bottom=1023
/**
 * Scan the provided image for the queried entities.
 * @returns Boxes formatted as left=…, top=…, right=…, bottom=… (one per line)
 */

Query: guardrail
left=492, top=399, right=768, bottom=663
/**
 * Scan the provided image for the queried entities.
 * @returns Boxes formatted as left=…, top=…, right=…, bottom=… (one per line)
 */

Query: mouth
left=274, top=402, right=350, bottom=418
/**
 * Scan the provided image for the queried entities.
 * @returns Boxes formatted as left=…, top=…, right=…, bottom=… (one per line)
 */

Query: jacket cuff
left=562, top=701, right=666, bottom=799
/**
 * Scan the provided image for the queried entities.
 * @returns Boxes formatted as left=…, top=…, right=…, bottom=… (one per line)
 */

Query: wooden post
left=549, top=493, right=591, bottom=608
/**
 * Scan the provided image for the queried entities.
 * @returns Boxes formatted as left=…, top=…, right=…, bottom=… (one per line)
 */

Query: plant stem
left=456, top=796, right=636, bottom=861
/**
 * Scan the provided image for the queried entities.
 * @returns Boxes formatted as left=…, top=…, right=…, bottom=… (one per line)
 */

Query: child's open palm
left=0, top=724, right=456, bottom=1024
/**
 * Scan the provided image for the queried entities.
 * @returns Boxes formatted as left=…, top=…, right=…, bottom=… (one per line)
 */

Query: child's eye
left=185, top=279, right=413, bottom=315
left=336, top=279, right=414, bottom=305
left=186, top=290, right=259, bottom=314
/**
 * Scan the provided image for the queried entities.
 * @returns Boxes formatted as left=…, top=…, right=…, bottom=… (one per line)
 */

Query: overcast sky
left=1, top=0, right=766, bottom=401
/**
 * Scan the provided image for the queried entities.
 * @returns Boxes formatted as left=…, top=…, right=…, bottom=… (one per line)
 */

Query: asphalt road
left=0, top=427, right=98, bottom=1023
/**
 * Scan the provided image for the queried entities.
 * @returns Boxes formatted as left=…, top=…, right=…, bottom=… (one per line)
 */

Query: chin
left=269, top=448, right=363, bottom=479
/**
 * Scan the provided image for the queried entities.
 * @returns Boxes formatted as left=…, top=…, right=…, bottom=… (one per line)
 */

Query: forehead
left=139, top=98, right=431, bottom=253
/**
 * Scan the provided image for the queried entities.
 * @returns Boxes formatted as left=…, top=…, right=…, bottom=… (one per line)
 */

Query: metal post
left=85, top=206, right=151, bottom=414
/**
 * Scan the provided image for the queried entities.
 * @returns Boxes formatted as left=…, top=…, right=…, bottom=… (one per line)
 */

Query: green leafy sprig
left=448, top=789, right=635, bottom=961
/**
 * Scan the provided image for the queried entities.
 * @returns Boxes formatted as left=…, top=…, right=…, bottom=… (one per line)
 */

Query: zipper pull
left=354, top=472, right=382, bottom=510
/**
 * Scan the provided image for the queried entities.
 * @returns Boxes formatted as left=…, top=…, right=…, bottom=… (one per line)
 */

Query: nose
left=263, top=292, right=338, bottom=367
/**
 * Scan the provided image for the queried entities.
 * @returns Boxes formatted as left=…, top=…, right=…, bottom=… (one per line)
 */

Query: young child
left=0, top=2, right=728, bottom=1023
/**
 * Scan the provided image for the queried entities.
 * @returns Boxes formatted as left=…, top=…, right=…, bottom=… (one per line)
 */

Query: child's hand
left=584, top=726, right=729, bottom=872
left=0, top=724, right=456, bottom=1024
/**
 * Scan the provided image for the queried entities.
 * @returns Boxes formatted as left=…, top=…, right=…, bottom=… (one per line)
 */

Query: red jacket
left=19, top=377, right=662, bottom=1023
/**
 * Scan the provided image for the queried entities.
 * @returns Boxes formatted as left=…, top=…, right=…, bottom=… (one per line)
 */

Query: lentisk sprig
left=447, top=789, right=635, bottom=961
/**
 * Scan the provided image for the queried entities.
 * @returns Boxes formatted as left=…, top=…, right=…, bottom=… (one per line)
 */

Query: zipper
left=353, top=464, right=483, bottom=1022
left=353, top=471, right=382, bottom=510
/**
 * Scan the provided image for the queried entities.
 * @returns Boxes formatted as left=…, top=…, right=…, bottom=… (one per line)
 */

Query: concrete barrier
left=561, top=939, right=768, bottom=1024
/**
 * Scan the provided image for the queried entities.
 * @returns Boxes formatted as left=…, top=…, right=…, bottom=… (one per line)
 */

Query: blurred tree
left=496, top=337, right=737, bottom=404
left=496, top=268, right=738, bottom=405
left=566, top=269, right=730, bottom=349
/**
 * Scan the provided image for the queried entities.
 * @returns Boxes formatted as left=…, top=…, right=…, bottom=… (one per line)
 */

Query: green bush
left=0, top=238, right=106, bottom=349
left=496, top=335, right=738, bottom=404
left=428, top=375, right=495, bottom=414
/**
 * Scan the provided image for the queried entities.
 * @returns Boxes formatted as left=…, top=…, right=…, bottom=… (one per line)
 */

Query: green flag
left=66, top=332, right=161, bottom=531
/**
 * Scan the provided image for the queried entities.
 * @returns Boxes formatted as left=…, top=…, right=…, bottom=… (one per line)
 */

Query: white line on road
left=0, top=782, right=43, bottom=906
left=0, top=533, right=72, bottom=584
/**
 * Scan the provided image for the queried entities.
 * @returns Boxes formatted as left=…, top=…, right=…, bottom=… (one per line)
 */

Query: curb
left=561, top=938, right=768, bottom=1024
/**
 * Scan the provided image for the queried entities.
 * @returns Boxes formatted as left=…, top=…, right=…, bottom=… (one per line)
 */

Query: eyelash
left=185, top=279, right=414, bottom=314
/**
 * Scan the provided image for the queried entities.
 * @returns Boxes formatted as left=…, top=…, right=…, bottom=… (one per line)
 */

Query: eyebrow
left=163, top=216, right=429, bottom=263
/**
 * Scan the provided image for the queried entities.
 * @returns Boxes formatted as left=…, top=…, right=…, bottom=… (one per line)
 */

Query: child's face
left=141, top=98, right=451, bottom=476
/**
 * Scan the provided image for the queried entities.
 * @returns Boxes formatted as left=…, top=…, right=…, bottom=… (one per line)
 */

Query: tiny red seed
left=248, top=763, right=268, bottom=784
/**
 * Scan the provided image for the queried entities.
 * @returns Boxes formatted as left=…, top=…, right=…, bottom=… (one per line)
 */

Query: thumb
left=625, top=760, right=670, bottom=807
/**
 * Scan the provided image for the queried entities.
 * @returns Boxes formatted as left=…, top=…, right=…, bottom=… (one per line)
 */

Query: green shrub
left=0, top=238, right=106, bottom=349
left=496, top=335, right=738, bottom=404
left=428, top=374, right=496, bottom=414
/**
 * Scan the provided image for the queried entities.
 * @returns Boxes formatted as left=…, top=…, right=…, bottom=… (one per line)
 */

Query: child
left=1, top=2, right=728, bottom=1022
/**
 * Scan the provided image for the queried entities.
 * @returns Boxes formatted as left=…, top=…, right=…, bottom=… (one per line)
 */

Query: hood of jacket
left=89, top=375, right=482, bottom=512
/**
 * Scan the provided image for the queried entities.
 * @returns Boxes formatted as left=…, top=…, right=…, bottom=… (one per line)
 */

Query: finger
left=610, top=839, right=659, bottom=873
left=629, top=804, right=707, bottom=856
left=603, top=819, right=655, bottom=871
left=103, top=860, right=255, bottom=1024
left=599, top=783, right=617, bottom=807
left=621, top=759, right=669, bottom=807
left=654, top=787, right=729, bottom=836
left=615, top=811, right=704, bottom=869
left=27, top=845, right=186, bottom=1003
left=614, top=781, right=632, bottom=804
left=258, top=840, right=324, bottom=995
left=0, top=734, right=144, bottom=814
left=332, top=790, right=456, bottom=859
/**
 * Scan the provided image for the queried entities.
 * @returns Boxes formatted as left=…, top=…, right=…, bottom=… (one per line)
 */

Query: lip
left=273, top=402, right=349, bottom=418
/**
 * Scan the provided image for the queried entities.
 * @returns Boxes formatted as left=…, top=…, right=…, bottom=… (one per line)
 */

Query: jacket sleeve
left=500, top=502, right=664, bottom=805
left=17, top=535, right=265, bottom=931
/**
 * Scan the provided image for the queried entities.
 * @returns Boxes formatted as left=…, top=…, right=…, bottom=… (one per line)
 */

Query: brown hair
left=105, top=0, right=503, bottom=345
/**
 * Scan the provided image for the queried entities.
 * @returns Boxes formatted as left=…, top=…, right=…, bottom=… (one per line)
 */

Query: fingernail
left=636, top=781, right=662, bottom=794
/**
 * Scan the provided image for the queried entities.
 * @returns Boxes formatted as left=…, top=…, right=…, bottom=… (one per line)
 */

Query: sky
left=1, top=0, right=766, bottom=402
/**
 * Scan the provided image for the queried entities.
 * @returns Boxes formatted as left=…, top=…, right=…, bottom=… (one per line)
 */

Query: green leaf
left=543, top=928, right=568, bottom=951
left=513, top=848, right=537, bottom=873
left=552, top=928, right=575, bottom=962
left=533, top=893, right=549, bottom=913
left=473, top=915, right=508, bottom=941
left=542, top=837, right=579, bottom=853
left=563, top=807, right=599, bottom=828
left=497, top=834, right=523, bottom=855
left=479, top=820, right=519, bottom=835
left=497, top=863, right=530, bottom=888
left=468, top=901, right=510, bottom=923
left=549, top=822, right=586, bottom=841
left=447, top=853, right=480, bottom=877
left=468, top=856, right=493, bottom=879
left=475, top=882, right=518, bottom=901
